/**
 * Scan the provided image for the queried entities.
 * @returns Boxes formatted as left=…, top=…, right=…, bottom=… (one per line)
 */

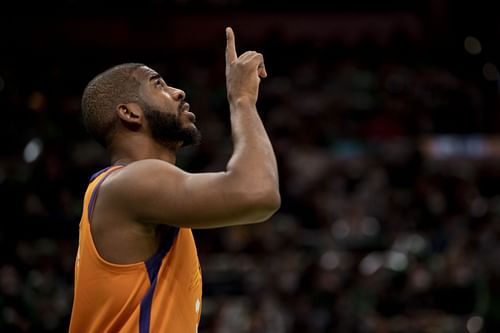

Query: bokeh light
left=464, top=36, right=482, bottom=55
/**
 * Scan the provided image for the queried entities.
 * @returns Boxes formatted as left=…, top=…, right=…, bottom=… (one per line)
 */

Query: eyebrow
left=149, top=74, right=161, bottom=82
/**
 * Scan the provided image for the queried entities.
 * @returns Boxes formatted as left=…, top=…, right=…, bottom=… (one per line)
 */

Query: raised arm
left=101, top=27, right=280, bottom=228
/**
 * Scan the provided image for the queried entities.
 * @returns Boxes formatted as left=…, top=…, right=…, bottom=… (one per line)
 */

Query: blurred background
left=2, top=1, right=500, bottom=332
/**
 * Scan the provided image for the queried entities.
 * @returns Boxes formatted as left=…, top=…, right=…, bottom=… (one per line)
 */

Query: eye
left=155, top=79, right=163, bottom=87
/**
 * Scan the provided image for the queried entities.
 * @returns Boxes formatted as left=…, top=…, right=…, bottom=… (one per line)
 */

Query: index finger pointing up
left=225, top=27, right=237, bottom=64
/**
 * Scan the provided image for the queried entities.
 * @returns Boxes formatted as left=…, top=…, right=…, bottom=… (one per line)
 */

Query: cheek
left=146, top=89, right=175, bottom=111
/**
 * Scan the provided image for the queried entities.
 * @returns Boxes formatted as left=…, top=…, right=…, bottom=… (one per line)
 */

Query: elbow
left=246, top=186, right=281, bottom=223
left=266, top=188, right=281, bottom=214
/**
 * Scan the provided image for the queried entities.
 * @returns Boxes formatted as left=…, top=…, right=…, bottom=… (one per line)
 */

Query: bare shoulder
left=115, top=159, right=182, bottom=177
left=99, top=159, right=186, bottom=206
left=107, top=159, right=184, bottom=186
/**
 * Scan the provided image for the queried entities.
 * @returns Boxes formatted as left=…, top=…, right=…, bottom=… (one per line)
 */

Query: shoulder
left=99, top=159, right=186, bottom=203
left=120, top=159, right=181, bottom=175
left=108, top=159, right=184, bottom=183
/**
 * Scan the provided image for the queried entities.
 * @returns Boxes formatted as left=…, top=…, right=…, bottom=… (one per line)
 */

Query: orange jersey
left=69, top=165, right=203, bottom=333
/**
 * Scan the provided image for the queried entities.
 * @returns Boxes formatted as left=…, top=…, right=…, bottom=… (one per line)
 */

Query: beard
left=142, top=105, right=201, bottom=148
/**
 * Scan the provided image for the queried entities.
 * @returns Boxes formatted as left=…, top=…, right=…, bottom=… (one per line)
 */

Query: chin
left=180, top=120, right=197, bottom=131
left=185, top=128, right=202, bottom=147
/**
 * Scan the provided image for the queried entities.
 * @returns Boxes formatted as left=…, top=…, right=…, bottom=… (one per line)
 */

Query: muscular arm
left=101, top=27, right=280, bottom=228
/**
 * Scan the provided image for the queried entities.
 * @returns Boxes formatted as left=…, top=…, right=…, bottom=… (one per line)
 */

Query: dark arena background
left=2, top=1, right=500, bottom=332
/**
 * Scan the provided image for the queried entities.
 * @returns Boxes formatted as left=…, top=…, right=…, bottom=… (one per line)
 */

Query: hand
left=225, top=27, right=267, bottom=105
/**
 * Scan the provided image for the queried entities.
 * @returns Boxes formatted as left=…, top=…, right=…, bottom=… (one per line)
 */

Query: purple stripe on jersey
left=139, top=280, right=156, bottom=333
left=139, top=228, right=179, bottom=333
left=87, top=165, right=125, bottom=223
left=89, top=164, right=127, bottom=182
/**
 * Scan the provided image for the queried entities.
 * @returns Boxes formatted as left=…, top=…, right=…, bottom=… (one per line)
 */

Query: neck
left=108, top=132, right=180, bottom=165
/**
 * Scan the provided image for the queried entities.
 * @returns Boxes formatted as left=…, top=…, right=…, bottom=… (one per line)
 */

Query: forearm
left=226, top=98, right=280, bottom=206
left=221, top=27, right=280, bottom=216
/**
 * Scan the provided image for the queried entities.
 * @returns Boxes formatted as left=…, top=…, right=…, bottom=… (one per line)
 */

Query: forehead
left=133, top=66, right=160, bottom=82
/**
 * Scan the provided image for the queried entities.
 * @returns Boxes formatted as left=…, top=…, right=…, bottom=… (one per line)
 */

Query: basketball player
left=68, top=27, right=280, bottom=332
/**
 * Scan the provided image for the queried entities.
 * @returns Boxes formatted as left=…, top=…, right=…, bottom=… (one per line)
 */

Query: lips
left=179, top=102, right=190, bottom=113
left=180, top=103, right=196, bottom=123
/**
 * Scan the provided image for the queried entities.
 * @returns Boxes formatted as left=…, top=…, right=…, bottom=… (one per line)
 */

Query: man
left=69, top=27, right=280, bottom=333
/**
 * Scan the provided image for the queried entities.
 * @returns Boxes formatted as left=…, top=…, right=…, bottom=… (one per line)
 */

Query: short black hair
left=81, top=63, right=145, bottom=146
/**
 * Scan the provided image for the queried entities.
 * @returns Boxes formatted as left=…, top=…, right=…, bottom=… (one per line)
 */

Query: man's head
left=81, top=63, right=200, bottom=149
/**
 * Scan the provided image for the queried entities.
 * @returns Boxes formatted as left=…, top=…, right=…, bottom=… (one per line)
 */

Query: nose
left=170, top=88, right=185, bottom=101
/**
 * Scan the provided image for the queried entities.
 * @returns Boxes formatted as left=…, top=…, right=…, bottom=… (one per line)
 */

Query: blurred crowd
left=2, top=9, right=500, bottom=333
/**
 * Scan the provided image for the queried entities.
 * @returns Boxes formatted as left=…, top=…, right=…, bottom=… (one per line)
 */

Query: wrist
left=229, top=96, right=256, bottom=109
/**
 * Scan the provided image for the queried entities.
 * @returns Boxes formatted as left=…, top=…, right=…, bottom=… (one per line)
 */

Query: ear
left=116, top=103, right=143, bottom=127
